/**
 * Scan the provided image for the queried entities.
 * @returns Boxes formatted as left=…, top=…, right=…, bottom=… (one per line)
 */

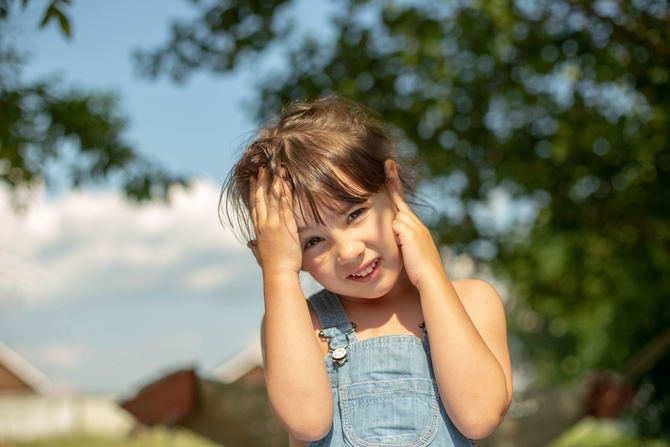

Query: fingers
left=269, top=168, right=285, bottom=213
left=251, top=167, right=269, bottom=224
left=268, top=168, right=295, bottom=224
left=249, top=174, right=258, bottom=227
left=384, top=160, right=426, bottom=241
left=391, top=189, right=413, bottom=214
left=384, top=159, right=412, bottom=214
left=246, top=167, right=302, bottom=272
left=278, top=178, right=295, bottom=223
left=249, top=166, right=296, bottom=231
left=385, top=159, right=404, bottom=196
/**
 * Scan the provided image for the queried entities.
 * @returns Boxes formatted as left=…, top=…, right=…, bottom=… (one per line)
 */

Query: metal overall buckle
left=319, top=322, right=356, bottom=366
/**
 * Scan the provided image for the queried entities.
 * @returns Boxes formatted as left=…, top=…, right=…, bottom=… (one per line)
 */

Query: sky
left=0, top=0, right=534, bottom=396
left=0, top=0, right=331, bottom=395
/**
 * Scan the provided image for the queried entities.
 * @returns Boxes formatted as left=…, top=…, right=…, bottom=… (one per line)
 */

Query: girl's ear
left=384, top=159, right=404, bottom=197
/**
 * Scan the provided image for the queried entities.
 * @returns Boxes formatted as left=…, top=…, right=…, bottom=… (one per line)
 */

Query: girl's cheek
left=303, top=251, right=328, bottom=274
left=373, top=208, right=392, bottom=233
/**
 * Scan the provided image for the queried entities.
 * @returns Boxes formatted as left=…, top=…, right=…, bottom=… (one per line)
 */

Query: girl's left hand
left=385, top=160, right=445, bottom=291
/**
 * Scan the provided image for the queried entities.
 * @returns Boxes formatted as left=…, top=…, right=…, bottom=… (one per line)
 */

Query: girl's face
left=296, top=188, right=405, bottom=301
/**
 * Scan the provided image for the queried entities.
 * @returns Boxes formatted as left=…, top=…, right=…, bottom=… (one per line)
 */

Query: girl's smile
left=347, top=257, right=381, bottom=282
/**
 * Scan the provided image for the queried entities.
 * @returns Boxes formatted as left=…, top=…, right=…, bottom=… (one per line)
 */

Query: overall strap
left=308, top=289, right=358, bottom=348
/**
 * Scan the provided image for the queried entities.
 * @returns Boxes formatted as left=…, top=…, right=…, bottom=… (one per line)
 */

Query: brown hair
left=220, top=94, right=413, bottom=242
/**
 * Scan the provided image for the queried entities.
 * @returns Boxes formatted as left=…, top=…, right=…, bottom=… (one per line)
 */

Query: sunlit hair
left=220, top=94, right=414, bottom=243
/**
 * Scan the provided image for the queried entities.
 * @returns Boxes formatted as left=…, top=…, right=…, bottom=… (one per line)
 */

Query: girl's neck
left=337, top=270, right=424, bottom=340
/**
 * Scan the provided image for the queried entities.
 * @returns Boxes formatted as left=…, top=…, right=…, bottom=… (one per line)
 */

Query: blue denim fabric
left=307, top=289, right=477, bottom=447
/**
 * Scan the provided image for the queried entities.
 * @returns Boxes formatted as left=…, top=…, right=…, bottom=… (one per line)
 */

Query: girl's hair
left=220, top=94, right=413, bottom=242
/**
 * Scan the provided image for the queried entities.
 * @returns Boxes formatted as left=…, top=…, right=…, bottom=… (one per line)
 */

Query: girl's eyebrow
left=296, top=210, right=333, bottom=235
left=296, top=215, right=321, bottom=235
left=297, top=190, right=375, bottom=233
left=297, top=199, right=370, bottom=235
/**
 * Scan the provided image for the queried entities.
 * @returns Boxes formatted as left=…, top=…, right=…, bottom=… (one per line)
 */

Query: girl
left=221, top=95, right=512, bottom=446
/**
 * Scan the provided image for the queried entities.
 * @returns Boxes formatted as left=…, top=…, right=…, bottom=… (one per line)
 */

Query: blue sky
left=13, top=0, right=264, bottom=181
left=1, top=0, right=533, bottom=395
left=0, top=0, right=332, bottom=395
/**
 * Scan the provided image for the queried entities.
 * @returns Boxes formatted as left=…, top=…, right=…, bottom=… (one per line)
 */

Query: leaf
left=38, top=4, right=55, bottom=27
left=54, top=7, right=70, bottom=37
left=37, top=1, right=71, bottom=38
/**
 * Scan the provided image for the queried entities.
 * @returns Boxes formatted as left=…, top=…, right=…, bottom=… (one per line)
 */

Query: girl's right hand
left=248, top=167, right=303, bottom=276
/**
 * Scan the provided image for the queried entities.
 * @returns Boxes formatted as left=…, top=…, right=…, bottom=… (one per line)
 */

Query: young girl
left=221, top=95, right=512, bottom=446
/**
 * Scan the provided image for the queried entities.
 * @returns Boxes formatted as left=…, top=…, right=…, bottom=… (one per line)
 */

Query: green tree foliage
left=137, top=0, right=670, bottom=438
left=0, top=0, right=188, bottom=204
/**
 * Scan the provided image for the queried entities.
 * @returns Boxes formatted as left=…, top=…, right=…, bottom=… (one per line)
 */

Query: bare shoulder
left=452, top=279, right=505, bottom=324
left=453, top=278, right=502, bottom=304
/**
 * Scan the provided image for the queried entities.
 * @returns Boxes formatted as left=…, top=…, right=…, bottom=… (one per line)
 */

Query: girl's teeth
left=351, top=259, right=377, bottom=277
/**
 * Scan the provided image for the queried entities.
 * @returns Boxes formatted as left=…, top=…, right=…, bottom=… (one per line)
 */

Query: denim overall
left=307, top=289, right=476, bottom=447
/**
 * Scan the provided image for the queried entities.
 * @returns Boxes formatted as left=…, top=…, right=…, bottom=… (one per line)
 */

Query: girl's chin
left=312, top=263, right=404, bottom=298
left=336, top=278, right=400, bottom=301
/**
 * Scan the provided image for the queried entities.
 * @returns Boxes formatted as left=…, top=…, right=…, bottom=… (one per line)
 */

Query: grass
left=0, top=427, right=222, bottom=447
left=549, top=417, right=670, bottom=447
left=5, top=418, right=669, bottom=447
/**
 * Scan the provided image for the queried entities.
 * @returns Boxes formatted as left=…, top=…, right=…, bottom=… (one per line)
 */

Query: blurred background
left=1, top=0, right=668, bottom=446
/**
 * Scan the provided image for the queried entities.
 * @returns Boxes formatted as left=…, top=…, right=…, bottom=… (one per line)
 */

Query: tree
left=136, top=0, right=670, bottom=438
left=0, top=0, right=188, bottom=205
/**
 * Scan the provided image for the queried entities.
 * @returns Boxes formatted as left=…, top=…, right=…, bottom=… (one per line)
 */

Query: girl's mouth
left=348, top=258, right=380, bottom=282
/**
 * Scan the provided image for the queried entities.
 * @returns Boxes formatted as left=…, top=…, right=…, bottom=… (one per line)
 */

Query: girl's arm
left=385, top=161, right=512, bottom=440
left=251, top=168, right=333, bottom=441
left=420, top=277, right=512, bottom=439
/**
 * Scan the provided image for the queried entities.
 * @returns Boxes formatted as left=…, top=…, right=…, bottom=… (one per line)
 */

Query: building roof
left=0, top=341, right=52, bottom=393
left=120, top=368, right=197, bottom=426
left=212, top=336, right=263, bottom=384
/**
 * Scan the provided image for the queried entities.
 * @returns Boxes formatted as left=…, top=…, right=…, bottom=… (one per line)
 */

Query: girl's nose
left=335, top=237, right=365, bottom=265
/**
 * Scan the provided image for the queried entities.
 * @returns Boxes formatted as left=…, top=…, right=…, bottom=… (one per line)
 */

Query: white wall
left=0, top=393, right=133, bottom=441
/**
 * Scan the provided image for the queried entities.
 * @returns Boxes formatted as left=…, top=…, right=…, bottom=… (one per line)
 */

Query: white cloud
left=185, top=263, right=235, bottom=291
left=1, top=181, right=267, bottom=392
left=0, top=180, right=255, bottom=305
left=0, top=252, right=59, bottom=304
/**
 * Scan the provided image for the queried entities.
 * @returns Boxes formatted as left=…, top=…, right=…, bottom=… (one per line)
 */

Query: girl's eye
left=304, top=237, right=323, bottom=250
left=347, top=208, right=365, bottom=223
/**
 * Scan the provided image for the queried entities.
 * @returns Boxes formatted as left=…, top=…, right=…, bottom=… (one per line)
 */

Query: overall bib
left=307, top=289, right=476, bottom=447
